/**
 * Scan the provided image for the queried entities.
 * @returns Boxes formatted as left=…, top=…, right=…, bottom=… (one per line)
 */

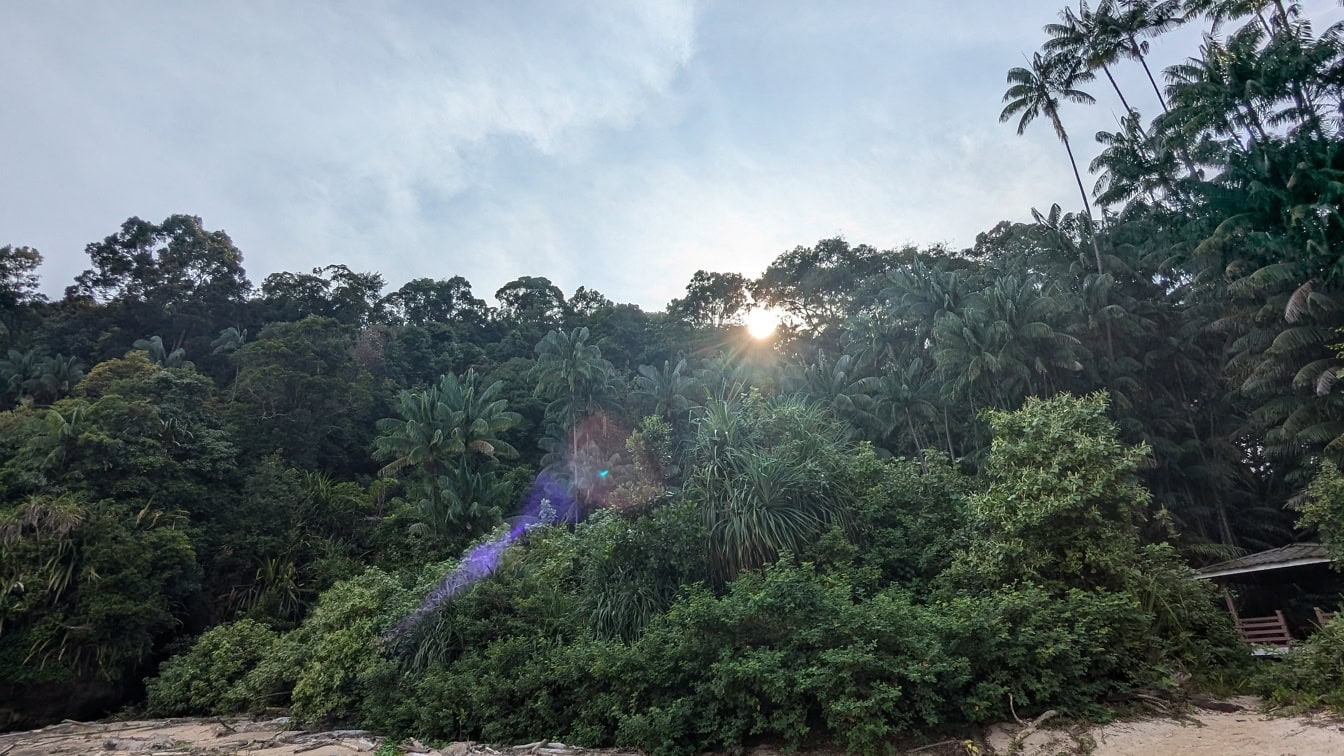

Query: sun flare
left=745, top=308, right=780, bottom=339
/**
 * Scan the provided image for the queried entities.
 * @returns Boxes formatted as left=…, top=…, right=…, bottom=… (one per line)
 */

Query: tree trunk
left=943, top=404, right=956, bottom=459
left=1102, top=63, right=1144, bottom=134
left=907, top=411, right=928, bottom=472
left=1058, top=123, right=1106, bottom=276
left=1130, top=35, right=1170, bottom=113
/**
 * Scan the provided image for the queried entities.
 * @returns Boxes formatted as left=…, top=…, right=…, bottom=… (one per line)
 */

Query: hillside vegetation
left=4, top=0, right=1344, bottom=751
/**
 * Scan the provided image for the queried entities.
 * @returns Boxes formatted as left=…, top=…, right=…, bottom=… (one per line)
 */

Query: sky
left=3, top=1, right=1342, bottom=311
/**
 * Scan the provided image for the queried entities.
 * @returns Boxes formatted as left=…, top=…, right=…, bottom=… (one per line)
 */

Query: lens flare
left=390, top=414, right=643, bottom=637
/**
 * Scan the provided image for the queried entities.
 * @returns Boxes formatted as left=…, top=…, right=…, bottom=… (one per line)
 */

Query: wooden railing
left=1235, top=611, right=1293, bottom=649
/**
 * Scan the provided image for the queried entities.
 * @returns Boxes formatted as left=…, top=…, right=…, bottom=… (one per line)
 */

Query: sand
left=1, top=699, right=1341, bottom=756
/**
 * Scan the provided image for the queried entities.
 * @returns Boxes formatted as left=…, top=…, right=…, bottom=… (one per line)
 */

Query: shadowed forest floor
left=3, top=699, right=1342, bottom=756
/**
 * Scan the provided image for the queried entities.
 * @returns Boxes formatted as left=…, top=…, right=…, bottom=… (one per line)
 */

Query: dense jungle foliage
left=4, top=0, right=1344, bottom=751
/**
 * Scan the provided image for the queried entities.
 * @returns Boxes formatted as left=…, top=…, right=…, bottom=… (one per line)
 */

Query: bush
left=935, top=585, right=1144, bottom=722
left=243, top=567, right=413, bottom=723
left=145, top=619, right=278, bottom=715
left=1254, top=617, right=1344, bottom=711
left=613, top=561, right=963, bottom=756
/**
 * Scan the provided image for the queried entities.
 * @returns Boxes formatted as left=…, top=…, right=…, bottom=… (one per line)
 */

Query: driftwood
left=1009, top=709, right=1059, bottom=752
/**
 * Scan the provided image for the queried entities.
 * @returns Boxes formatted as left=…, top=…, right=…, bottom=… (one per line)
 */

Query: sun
left=745, top=308, right=780, bottom=339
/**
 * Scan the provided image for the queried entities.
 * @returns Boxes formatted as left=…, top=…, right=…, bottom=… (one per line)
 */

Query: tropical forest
left=4, top=1, right=1344, bottom=754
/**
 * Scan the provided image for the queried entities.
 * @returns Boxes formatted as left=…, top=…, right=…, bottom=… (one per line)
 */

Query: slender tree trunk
left=1256, top=10, right=1274, bottom=36
left=907, top=412, right=928, bottom=472
left=943, top=404, right=956, bottom=458
left=1058, top=124, right=1106, bottom=276
left=1241, top=103, right=1271, bottom=142
left=1102, top=63, right=1144, bottom=134
left=1130, top=35, right=1170, bottom=113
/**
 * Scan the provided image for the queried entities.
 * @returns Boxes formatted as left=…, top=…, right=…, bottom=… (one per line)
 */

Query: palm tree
left=931, top=275, right=1084, bottom=413
left=1110, top=0, right=1185, bottom=111
left=30, top=405, right=85, bottom=472
left=1163, top=36, right=1271, bottom=147
left=873, top=358, right=944, bottom=462
left=211, top=326, right=247, bottom=399
left=635, top=359, right=699, bottom=422
left=374, top=369, right=519, bottom=478
left=1046, top=2, right=1145, bottom=127
left=133, top=335, right=187, bottom=368
left=436, top=369, right=522, bottom=465
left=532, top=328, right=619, bottom=429
left=783, top=351, right=880, bottom=438
left=532, top=327, right=620, bottom=487
left=0, top=348, right=40, bottom=403
left=374, top=386, right=459, bottom=481
left=1001, top=52, right=1106, bottom=274
left=1090, top=115, right=1180, bottom=206
left=373, top=369, right=520, bottom=539
left=32, top=355, right=84, bottom=403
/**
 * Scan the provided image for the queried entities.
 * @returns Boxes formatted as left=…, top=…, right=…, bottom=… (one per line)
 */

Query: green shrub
left=145, top=619, right=278, bottom=715
left=613, top=561, right=963, bottom=756
left=935, top=585, right=1143, bottom=722
left=576, top=501, right=708, bottom=641
left=1254, top=617, right=1344, bottom=710
left=236, top=567, right=413, bottom=722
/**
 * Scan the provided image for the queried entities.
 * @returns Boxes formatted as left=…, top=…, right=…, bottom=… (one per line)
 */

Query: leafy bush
left=145, top=619, right=278, bottom=715
left=1297, top=462, right=1344, bottom=567
left=1253, top=617, right=1344, bottom=711
left=935, top=585, right=1144, bottom=722
left=240, top=567, right=414, bottom=722
left=613, top=561, right=962, bottom=755
left=577, top=501, right=708, bottom=641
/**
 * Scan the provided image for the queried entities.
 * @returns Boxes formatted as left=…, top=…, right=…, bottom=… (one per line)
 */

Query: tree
left=1045, top=2, right=1144, bottom=126
left=635, top=359, right=699, bottom=423
left=229, top=317, right=375, bottom=472
left=1001, top=52, right=1105, bottom=274
left=532, top=328, right=621, bottom=491
left=384, top=276, right=490, bottom=328
left=373, top=370, right=521, bottom=540
left=133, top=335, right=188, bottom=368
left=495, top=276, right=567, bottom=326
left=0, top=246, right=43, bottom=343
left=66, top=215, right=251, bottom=355
left=1110, top=0, right=1184, bottom=111
left=667, top=270, right=750, bottom=329
left=752, top=238, right=899, bottom=339
left=567, top=286, right=614, bottom=319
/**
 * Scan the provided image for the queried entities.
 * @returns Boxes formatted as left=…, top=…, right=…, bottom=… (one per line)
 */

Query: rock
left=441, top=741, right=474, bottom=756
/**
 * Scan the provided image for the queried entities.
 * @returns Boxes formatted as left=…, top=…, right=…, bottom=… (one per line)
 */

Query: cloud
left=5, top=0, right=1342, bottom=311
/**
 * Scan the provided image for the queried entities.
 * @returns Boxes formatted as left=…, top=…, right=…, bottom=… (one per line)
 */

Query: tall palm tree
left=635, top=359, right=699, bottom=422
left=1001, top=52, right=1106, bottom=274
left=532, top=328, right=619, bottom=430
left=211, top=326, right=247, bottom=399
left=1046, top=2, right=1145, bottom=127
left=532, top=327, right=620, bottom=485
left=1111, top=0, right=1185, bottom=111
